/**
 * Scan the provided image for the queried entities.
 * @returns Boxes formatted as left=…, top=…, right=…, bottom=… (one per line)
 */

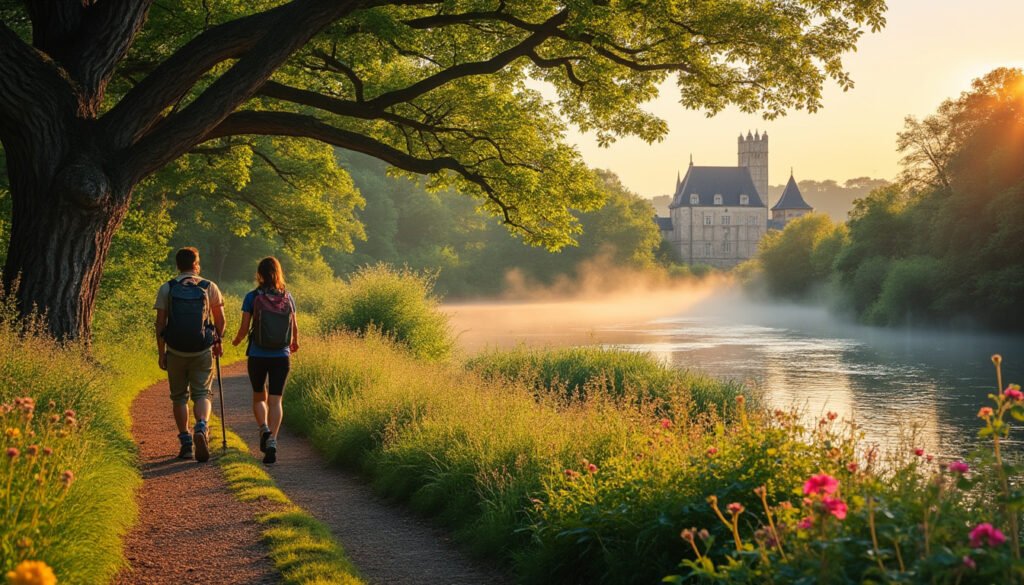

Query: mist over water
left=444, top=281, right=1024, bottom=455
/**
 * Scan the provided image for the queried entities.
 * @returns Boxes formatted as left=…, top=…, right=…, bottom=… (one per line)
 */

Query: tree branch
left=204, top=110, right=527, bottom=230
left=119, top=0, right=362, bottom=188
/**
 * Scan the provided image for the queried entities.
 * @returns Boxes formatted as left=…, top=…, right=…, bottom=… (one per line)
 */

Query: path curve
left=115, top=375, right=278, bottom=585
left=218, top=362, right=514, bottom=585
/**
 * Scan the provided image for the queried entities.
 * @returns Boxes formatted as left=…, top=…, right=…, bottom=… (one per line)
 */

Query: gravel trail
left=115, top=374, right=278, bottom=585
left=218, top=361, right=513, bottom=585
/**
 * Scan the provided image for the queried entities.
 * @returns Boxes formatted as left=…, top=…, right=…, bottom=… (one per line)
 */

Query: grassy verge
left=209, top=417, right=364, bottom=585
left=466, top=345, right=749, bottom=414
left=286, top=332, right=1024, bottom=584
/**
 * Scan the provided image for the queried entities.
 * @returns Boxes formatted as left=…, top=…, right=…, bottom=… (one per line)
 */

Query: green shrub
left=465, top=345, right=748, bottom=414
left=319, top=265, right=453, bottom=361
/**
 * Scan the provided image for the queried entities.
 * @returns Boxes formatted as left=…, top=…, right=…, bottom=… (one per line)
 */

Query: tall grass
left=317, top=265, right=453, bottom=361
left=466, top=345, right=748, bottom=414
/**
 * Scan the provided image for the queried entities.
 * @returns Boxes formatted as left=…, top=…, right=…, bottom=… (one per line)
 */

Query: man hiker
left=155, top=247, right=226, bottom=462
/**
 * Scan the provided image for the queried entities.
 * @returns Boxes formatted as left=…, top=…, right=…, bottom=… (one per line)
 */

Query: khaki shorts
left=166, top=351, right=213, bottom=405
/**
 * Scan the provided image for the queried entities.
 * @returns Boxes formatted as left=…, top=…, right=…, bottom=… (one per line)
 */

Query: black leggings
left=247, top=356, right=291, bottom=396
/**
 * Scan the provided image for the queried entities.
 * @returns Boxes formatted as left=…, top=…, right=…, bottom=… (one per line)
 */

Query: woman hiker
left=230, top=257, right=299, bottom=464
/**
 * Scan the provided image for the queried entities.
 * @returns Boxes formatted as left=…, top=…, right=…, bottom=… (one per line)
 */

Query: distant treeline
left=748, top=68, right=1024, bottom=330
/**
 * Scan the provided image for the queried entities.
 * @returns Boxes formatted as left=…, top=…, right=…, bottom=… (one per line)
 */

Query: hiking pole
left=215, top=351, right=227, bottom=452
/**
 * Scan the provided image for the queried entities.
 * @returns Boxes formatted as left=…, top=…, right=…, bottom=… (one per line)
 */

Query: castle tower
left=737, top=130, right=768, bottom=201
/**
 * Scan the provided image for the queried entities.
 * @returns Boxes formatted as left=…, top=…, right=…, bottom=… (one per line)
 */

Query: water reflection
left=444, top=293, right=1024, bottom=455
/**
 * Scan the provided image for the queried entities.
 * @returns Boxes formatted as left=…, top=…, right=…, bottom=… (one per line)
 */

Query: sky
left=564, top=0, right=1024, bottom=199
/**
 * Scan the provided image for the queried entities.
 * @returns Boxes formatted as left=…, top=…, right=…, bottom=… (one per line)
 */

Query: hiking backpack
left=162, top=278, right=216, bottom=353
left=250, top=289, right=293, bottom=350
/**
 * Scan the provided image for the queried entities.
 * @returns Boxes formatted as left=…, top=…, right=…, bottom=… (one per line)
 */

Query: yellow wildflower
left=6, top=560, right=57, bottom=585
left=5, top=428, right=21, bottom=440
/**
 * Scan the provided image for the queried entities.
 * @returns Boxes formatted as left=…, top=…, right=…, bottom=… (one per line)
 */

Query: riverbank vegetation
left=746, top=68, right=1024, bottom=330
left=282, top=267, right=1024, bottom=584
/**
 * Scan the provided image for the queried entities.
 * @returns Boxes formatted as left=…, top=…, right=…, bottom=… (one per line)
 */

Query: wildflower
left=753, top=486, right=767, bottom=498
left=659, top=418, right=672, bottom=429
left=47, top=400, right=55, bottom=409
left=60, top=470, right=74, bottom=488
left=822, top=496, right=848, bottom=520
left=978, top=407, right=994, bottom=419
left=827, top=411, right=838, bottom=421
left=5, top=560, right=56, bottom=585
left=680, top=528, right=695, bottom=542
left=1004, top=385, right=1023, bottom=402
left=963, top=556, right=976, bottom=570
left=913, top=448, right=925, bottom=457
left=25, top=445, right=38, bottom=457
left=948, top=460, right=970, bottom=474
left=727, top=502, right=744, bottom=515
left=698, top=529, right=710, bottom=541
left=15, top=537, right=31, bottom=549
left=706, top=447, right=718, bottom=457
left=736, top=395, right=746, bottom=406
left=564, top=469, right=579, bottom=480
left=4, top=427, right=20, bottom=439
left=41, top=447, right=52, bottom=456
left=48, top=415, right=59, bottom=424
left=803, top=473, right=839, bottom=496
left=586, top=463, right=598, bottom=474
left=797, top=517, right=813, bottom=530
left=6, top=447, right=18, bottom=459
left=992, top=354, right=1002, bottom=366
left=846, top=462, right=859, bottom=473
left=63, top=409, right=75, bottom=419
left=969, top=523, right=1006, bottom=548
left=926, top=454, right=934, bottom=463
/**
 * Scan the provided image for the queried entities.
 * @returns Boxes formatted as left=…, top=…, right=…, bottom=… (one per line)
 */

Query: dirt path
left=115, top=375, right=278, bottom=585
left=218, top=362, right=513, bottom=585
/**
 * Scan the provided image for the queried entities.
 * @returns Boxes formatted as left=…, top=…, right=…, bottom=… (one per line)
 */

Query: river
left=444, top=287, right=1024, bottom=455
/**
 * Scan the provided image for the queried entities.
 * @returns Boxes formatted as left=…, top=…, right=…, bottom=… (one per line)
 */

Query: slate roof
left=655, top=216, right=674, bottom=231
left=669, top=165, right=766, bottom=209
left=772, top=175, right=813, bottom=211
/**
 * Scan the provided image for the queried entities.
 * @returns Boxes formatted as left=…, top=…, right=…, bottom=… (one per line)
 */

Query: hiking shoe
left=259, top=430, right=271, bottom=453
left=263, top=439, right=277, bottom=465
left=177, top=432, right=193, bottom=460
left=194, top=422, right=210, bottom=463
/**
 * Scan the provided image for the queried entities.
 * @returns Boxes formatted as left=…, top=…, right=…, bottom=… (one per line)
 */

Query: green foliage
left=752, top=213, right=847, bottom=299
left=320, top=265, right=454, bottom=361
left=0, top=304, right=148, bottom=582
left=466, top=345, right=748, bottom=415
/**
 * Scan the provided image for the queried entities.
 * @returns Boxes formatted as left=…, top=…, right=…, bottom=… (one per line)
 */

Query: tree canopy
left=0, top=0, right=886, bottom=339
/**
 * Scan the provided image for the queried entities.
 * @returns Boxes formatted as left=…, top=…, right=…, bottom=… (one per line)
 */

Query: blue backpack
left=162, top=278, right=216, bottom=353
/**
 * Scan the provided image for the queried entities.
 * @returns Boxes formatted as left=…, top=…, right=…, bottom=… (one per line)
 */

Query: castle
left=656, top=131, right=812, bottom=268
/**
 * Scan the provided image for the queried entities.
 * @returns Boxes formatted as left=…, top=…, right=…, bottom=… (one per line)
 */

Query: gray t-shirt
left=155, top=272, right=224, bottom=356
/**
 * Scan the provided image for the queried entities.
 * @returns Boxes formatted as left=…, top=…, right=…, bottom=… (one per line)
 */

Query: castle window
left=713, top=194, right=723, bottom=205
left=703, top=214, right=713, bottom=225
left=721, top=215, right=731, bottom=226
left=704, top=242, right=713, bottom=256
left=740, top=195, right=749, bottom=205
left=689, top=193, right=699, bottom=205
left=722, top=241, right=732, bottom=253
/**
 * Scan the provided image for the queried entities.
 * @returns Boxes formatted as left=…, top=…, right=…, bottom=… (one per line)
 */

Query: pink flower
left=6, top=447, right=18, bottom=459
left=564, top=469, right=579, bottom=480
left=978, top=407, right=994, bottom=419
left=659, top=418, right=672, bottom=429
left=846, top=462, right=859, bottom=473
left=586, top=463, right=598, bottom=474
left=822, top=496, right=848, bottom=520
left=827, top=411, right=838, bottom=421
left=797, top=517, right=813, bottom=530
left=726, top=502, right=744, bottom=515
left=969, top=523, right=1006, bottom=548
left=706, top=447, right=718, bottom=457
left=803, top=473, right=839, bottom=496
left=680, top=528, right=694, bottom=542
left=913, top=448, right=925, bottom=457
left=962, top=555, right=976, bottom=570
left=1004, top=385, right=1023, bottom=402
left=61, top=470, right=75, bottom=487
left=948, top=460, right=969, bottom=474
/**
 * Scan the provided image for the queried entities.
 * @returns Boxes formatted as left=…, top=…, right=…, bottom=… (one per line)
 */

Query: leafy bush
left=319, top=265, right=453, bottom=361
left=466, top=345, right=748, bottom=414
left=662, top=356, right=1024, bottom=584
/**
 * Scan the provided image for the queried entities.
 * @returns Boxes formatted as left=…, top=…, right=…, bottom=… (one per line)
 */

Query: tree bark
left=2, top=149, right=128, bottom=343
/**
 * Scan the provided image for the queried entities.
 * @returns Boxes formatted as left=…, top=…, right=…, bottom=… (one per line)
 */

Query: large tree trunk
left=2, top=151, right=129, bottom=342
